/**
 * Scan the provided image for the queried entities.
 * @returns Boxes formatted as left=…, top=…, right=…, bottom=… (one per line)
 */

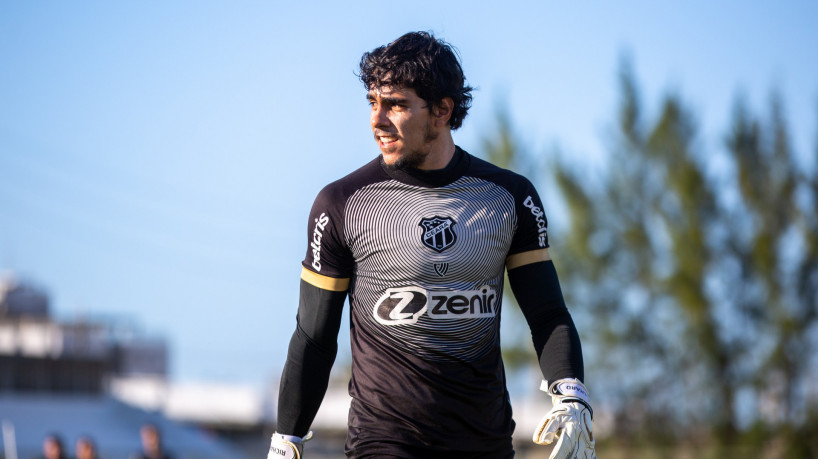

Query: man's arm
left=506, top=249, right=583, bottom=382
left=507, top=248, right=596, bottom=458
left=276, top=269, right=349, bottom=437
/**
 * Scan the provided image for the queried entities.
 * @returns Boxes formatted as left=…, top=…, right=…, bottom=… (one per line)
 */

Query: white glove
left=267, top=431, right=313, bottom=459
left=533, top=378, right=596, bottom=459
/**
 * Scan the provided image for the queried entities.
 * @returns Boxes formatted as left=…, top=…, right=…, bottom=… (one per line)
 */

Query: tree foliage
left=547, top=61, right=818, bottom=454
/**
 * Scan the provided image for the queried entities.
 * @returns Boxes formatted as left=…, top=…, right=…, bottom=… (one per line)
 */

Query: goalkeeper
left=269, top=31, right=596, bottom=459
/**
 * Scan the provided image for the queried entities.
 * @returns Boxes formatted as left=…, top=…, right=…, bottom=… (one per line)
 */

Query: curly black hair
left=359, top=31, right=474, bottom=130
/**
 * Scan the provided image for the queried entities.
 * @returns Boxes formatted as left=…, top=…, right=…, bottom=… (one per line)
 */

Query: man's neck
left=417, top=132, right=455, bottom=170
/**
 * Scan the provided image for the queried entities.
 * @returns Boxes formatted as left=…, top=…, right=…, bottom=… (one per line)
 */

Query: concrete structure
left=0, top=275, right=168, bottom=394
left=0, top=275, right=247, bottom=458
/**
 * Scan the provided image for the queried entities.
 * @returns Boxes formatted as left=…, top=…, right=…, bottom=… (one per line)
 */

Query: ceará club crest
left=419, top=216, right=457, bottom=253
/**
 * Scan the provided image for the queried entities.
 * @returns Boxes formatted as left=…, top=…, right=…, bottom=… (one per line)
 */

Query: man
left=269, top=31, right=596, bottom=459
left=131, top=424, right=173, bottom=459
left=40, top=434, right=68, bottom=459
left=75, top=435, right=100, bottom=459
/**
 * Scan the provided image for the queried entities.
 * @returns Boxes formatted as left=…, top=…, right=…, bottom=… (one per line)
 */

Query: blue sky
left=2, top=2, right=816, bottom=387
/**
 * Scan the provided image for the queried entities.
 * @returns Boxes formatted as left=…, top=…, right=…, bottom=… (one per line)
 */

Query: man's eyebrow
left=366, top=94, right=408, bottom=105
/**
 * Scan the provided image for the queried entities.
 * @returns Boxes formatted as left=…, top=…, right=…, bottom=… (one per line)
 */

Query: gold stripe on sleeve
left=506, top=248, right=551, bottom=270
left=300, top=267, right=350, bottom=292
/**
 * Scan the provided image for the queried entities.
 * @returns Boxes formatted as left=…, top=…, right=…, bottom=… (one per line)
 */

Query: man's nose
left=371, top=104, right=390, bottom=129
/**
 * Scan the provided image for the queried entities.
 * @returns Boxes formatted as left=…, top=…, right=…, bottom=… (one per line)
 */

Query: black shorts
left=346, top=438, right=514, bottom=459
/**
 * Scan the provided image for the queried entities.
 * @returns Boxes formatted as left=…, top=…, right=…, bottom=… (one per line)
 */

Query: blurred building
left=0, top=274, right=168, bottom=393
left=0, top=274, right=248, bottom=458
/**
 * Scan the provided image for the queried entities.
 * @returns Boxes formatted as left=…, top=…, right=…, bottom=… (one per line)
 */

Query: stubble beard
left=383, top=124, right=439, bottom=171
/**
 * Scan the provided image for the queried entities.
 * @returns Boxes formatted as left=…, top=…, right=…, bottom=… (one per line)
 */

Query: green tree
left=549, top=60, right=818, bottom=455
left=723, top=94, right=818, bottom=454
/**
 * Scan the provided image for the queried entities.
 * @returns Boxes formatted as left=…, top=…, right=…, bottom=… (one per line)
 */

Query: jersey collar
left=379, top=146, right=470, bottom=188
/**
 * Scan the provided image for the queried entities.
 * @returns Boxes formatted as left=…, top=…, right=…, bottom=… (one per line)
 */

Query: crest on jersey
left=419, top=216, right=457, bottom=252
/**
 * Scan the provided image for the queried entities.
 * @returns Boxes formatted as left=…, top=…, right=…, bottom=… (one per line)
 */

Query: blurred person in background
left=41, top=433, right=69, bottom=459
left=131, top=423, right=174, bottom=459
left=75, top=435, right=99, bottom=459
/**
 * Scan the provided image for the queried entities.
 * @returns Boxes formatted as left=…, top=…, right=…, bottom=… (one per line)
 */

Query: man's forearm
left=508, top=260, right=584, bottom=383
left=276, top=279, right=347, bottom=436
left=277, top=327, right=336, bottom=436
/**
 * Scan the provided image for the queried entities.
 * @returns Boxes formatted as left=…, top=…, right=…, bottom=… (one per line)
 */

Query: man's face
left=141, top=427, right=160, bottom=454
left=76, top=440, right=94, bottom=459
left=368, top=86, right=438, bottom=169
left=43, top=438, right=61, bottom=459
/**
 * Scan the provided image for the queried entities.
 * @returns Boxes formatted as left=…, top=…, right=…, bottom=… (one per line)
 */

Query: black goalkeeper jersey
left=299, top=147, right=551, bottom=453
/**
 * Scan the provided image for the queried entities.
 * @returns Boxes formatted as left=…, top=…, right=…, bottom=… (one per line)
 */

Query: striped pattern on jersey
left=344, top=175, right=517, bottom=362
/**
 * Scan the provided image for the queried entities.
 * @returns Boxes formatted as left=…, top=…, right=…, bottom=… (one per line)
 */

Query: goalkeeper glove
left=533, top=378, right=596, bottom=459
left=267, top=431, right=313, bottom=459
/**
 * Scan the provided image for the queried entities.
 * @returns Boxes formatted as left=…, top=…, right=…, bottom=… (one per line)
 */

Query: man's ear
left=432, top=98, right=454, bottom=127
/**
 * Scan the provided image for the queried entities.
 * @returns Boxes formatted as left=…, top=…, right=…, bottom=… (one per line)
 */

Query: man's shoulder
left=463, top=151, right=534, bottom=194
left=314, top=155, right=390, bottom=205
left=330, top=155, right=386, bottom=186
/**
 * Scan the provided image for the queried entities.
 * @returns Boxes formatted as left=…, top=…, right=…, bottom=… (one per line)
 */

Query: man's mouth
left=375, top=132, right=399, bottom=146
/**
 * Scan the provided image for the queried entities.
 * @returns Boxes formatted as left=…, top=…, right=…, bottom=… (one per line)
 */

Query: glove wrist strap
left=272, top=431, right=313, bottom=444
left=542, top=378, right=593, bottom=417
left=269, top=431, right=313, bottom=459
left=268, top=438, right=300, bottom=459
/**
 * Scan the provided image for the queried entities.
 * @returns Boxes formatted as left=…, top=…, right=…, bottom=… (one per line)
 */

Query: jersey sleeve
left=508, top=178, right=550, bottom=256
left=276, top=280, right=347, bottom=436
left=301, top=183, right=354, bottom=280
left=278, top=183, right=353, bottom=436
left=507, top=260, right=584, bottom=383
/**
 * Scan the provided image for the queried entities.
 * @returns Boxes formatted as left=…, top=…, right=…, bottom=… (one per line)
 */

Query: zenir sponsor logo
left=373, top=286, right=498, bottom=325
left=428, top=287, right=497, bottom=319
left=419, top=216, right=457, bottom=252
left=373, top=287, right=428, bottom=325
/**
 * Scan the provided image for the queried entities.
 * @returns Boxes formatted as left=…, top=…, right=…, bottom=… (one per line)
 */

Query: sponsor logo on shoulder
left=523, top=195, right=548, bottom=247
left=373, top=285, right=498, bottom=325
left=310, top=212, right=330, bottom=271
